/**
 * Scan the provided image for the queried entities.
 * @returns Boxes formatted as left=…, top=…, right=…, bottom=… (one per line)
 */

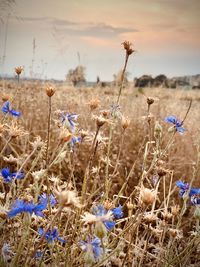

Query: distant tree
left=113, top=69, right=129, bottom=87
left=66, top=65, right=86, bottom=86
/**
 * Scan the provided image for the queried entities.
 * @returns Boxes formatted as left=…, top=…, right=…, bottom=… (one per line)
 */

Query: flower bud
left=94, top=221, right=107, bottom=239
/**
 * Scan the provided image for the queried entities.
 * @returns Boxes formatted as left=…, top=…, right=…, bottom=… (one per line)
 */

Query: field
left=0, top=76, right=200, bottom=267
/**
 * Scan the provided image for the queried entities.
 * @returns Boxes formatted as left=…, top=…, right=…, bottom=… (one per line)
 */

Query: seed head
left=54, top=186, right=81, bottom=208
left=2, top=94, right=9, bottom=102
left=88, top=98, right=100, bottom=111
left=147, top=97, right=154, bottom=105
left=139, top=186, right=157, bottom=206
left=15, top=66, right=23, bottom=75
left=93, top=115, right=107, bottom=127
left=122, top=41, right=135, bottom=56
left=161, top=211, right=173, bottom=221
left=171, top=205, right=180, bottom=216
left=46, top=86, right=56, bottom=97
left=121, top=116, right=130, bottom=130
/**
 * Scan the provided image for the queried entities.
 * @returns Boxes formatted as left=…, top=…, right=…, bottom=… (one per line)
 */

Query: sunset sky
left=0, top=0, right=200, bottom=81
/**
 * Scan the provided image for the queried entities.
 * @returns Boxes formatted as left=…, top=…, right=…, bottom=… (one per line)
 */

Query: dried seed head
left=79, top=129, right=89, bottom=139
left=30, top=136, right=45, bottom=150
left=6, top=122, right=28, bottom=138
left=103, top=200, right=114, bottom=210
left=157, top=167, right=168, bottom=177
left=101, top=110, right=109, bottom=118
left=147, top=97, right=154, bottom=105
left=46, top=86, right=55, bottom=97
left=161, top=211, right=173, bottom=221
left=94, top=115, right=107, bottom=127
left=122, top=41, right=135, bottom=56
left=171, top=205, right=180, bottom=216
left=139, top=186, right=157, bottom=206
left=168, top=228, right=183, bottom=239
left=0, top=211, right=7, bottom=219
left=143, top=213, right=158, bottom=223
left=88, top=98, right=100, bottom=111
left=54, top=187, right=81, bottom=208
left=121, top=116, right=130, bottom=130
left=2, top=94, right=9, bottom=102
left=15, top=66, right=23, bottom=75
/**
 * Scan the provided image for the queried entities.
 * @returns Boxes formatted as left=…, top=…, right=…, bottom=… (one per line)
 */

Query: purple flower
left=1, top=167, right=24, bottom=183
left=38, top=227, right=65, bottom=244
left=165, top=116, right=185, bottom=133
left=60, top=113, right=78, bottom=132
left=79, top=236, right=103, bottom=261
left=2, top=101, right=21, bottom=117
left=176, top=181, right=200, bottom=197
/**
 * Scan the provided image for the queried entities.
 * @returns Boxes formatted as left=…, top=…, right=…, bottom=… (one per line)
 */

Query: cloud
left=14, top=16, right=138, bottom=38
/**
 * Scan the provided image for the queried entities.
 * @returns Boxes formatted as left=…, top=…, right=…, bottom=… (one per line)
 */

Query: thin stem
left=116, top=54, right=129, bottom=105
left=45, top=97, right=52, bottom=168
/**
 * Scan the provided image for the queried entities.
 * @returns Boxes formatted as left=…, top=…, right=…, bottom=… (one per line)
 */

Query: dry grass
left=0, top=78, right=200, bottom=267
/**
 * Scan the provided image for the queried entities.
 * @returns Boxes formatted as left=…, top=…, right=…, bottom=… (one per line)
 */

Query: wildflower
left=38, top=227, right=65, bottom=244
left=165, top=115, right=185, bottom=133
left=39, top=193, right=57, bottom=207
left=79, top=236, right=103, bottom=265
left=82, top=204, right=123, bottom=238
left=70, top=136, right=82, bottom=148
left=7, top=194, right=55, bottom=218
left=0, top=167, right=24, bottom=183
left=176, top=181, right=200, bottom=197
left=60, top=113, right=78, bottom=133
left=2, top=101, right=21, bottom=117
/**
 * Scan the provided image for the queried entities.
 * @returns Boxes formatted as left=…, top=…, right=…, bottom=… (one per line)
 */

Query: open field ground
left=0, top=79, right=200, bottom=266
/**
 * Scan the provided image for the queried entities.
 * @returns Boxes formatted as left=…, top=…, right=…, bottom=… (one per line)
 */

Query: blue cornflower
left=2, top=101, right=21, bottom=117
left=79, top=236, right=103, bottom=263
left=60, top=113, right=78, bottom=133
left=176, top=181, right=200, bottom=197
left=93, top=204, right=123, bottom=230
left=38, top=227, right=65, bottom=244
left=165, top=115, right=185, bottom=133
left=111, top=205, right=123, bottom=219
left=7, top=193, right=55, bottom=218
left=39, top=193, right=57, bottom=207
left=0, top=167, right=24, bottom=183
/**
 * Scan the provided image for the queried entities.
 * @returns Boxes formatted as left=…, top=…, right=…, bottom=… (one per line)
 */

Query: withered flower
left=122, top=41, right=135, bottom=56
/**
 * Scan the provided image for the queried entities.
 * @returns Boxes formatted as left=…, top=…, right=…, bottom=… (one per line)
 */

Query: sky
left=0, top=0, right=200, bottom=81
